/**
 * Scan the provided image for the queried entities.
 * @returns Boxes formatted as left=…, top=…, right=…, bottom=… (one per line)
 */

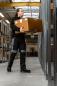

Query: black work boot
left=7, top=67, right=11, bottom=72
left=7, top=53, right=16, bottom=72
left=20, top=52, right=31, bottom=73
left=20, top=68, right=31, bottom=73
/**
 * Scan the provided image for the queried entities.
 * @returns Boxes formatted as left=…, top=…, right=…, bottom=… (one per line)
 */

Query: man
left=7, top=8, right=31, bottom=73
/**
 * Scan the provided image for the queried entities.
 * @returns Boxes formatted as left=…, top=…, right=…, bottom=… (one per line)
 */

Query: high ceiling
left=0, top=0, right=40, bottom=21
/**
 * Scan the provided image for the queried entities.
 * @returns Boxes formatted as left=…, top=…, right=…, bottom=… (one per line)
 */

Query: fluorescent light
left=12, top=0, right=40, bottom=2
left=0, top=13, right=4, bottom=17
left=5, top=20, right=10, bottom=24
left=31, top=0, right=40, bottom=2
left=12, top=0, right=29, bottom=2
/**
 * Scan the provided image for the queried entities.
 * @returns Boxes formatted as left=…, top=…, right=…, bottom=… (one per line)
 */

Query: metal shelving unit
left=0, top=20, right=11, bottom=62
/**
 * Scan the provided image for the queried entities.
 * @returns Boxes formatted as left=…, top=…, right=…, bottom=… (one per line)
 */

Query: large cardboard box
left=15, top=18, right=43, bottom=33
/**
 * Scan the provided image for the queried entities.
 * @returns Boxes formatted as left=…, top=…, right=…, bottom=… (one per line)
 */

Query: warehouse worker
left=7, top=8, right=31, bottom=73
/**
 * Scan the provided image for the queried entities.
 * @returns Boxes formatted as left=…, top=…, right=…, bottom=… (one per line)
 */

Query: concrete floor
left=0, top=57, right=48, bottom=86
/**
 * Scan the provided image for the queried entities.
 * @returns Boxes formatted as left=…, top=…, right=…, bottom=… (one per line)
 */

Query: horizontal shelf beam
left=0, top=2, right=41, bottom=7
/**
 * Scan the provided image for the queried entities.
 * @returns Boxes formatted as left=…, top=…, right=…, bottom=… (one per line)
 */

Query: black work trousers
left=7, top=37, right=26, bottom=70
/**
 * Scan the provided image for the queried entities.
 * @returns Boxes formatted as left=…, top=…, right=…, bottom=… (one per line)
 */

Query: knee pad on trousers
left=20, top=50, right=26, bottom=57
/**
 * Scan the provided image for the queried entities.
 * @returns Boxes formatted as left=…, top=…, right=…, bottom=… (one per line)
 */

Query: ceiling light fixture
left=0, top=13, right=4, bottom=17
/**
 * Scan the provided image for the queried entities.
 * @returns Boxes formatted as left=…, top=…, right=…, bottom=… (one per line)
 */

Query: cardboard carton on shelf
left=15, top=18, right=43, bottom=33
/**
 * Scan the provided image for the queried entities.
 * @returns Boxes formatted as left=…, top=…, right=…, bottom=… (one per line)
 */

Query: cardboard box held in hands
left=15, top=18, right=43, bottom=33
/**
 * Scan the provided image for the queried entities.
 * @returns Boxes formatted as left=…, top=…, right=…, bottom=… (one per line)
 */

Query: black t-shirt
left=10, top=16, right=25, bottom=39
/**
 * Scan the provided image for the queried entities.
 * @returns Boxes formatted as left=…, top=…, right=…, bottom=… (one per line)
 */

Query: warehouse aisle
left=0, top=57, right=48, bottom=86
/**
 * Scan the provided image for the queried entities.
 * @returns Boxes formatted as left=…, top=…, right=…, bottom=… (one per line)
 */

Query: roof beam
left=0, top=2, right=41, bottom=7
